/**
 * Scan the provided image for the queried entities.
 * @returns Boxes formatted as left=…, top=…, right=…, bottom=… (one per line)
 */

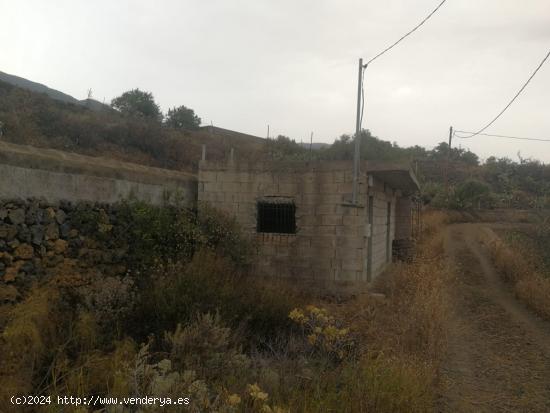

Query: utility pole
left=445, top=126, right=453, bottom=198
left=352, top=58, right=364, bottom=204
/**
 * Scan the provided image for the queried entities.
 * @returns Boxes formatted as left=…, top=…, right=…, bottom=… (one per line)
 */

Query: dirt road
left=437, top=223, right=550, bottom=412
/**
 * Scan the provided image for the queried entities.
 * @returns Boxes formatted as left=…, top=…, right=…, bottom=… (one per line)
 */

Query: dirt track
left=437, top=223, right=550, bottom=412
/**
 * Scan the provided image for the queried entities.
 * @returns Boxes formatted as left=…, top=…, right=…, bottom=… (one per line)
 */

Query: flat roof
left=200, top=159, right=420, bottom=194
left=366, top=160, right=420, bottom=195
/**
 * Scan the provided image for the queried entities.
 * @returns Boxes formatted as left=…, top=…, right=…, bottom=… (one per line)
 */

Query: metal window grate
left=257, top=201, right=296, bottom=234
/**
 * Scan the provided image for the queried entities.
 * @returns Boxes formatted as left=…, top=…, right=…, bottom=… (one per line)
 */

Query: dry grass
left=319, top=209, right=451, bottom=412
left=480, top=228, right=550, bottom=320
left=0, top=208, right=452, bottom=412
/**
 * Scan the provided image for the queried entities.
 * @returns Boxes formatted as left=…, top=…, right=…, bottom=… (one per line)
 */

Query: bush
left=131, top=249, right=298, bottom=341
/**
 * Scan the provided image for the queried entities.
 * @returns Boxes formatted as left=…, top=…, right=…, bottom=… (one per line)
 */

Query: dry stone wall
left=0, top=199, right=128, bottom=305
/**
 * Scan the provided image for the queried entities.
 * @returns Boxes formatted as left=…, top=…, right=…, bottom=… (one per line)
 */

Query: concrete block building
left=198, top=159, right=419, bottom=283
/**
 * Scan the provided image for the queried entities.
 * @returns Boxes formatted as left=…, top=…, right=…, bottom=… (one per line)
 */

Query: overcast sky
left=1, top=0, right=549, bottom=162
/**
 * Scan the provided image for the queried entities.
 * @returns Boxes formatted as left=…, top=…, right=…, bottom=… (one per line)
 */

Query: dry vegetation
left=479, top=223, right=550, bottom=321
left=0, top=207, right=451, bottom=412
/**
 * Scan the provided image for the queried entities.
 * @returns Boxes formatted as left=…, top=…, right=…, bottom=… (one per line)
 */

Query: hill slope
left=0, top=79, right=266, bottom=172
left=0, top=70, right=110, bottom=111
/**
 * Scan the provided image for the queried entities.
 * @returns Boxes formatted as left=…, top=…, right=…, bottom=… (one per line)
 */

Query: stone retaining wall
left=0, top=199, right=127, bottom=304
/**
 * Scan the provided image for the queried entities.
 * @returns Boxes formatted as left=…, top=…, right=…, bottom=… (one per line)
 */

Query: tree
left=451, top=180, right=491, bottom=209
left=164, top=105, right=201, bottom=130
left=111, top=89, right=162, bottom=122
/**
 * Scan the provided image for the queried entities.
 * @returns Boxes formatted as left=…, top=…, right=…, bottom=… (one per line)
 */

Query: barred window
left=257, top=201, right=296, bottom=234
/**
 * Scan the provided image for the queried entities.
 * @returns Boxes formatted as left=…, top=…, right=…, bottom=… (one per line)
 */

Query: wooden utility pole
left=352, top=58, right=364, bottom=204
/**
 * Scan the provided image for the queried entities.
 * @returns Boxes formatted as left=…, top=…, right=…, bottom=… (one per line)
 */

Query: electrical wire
left=457, top=49, right=550, bottom=138
left=454, top=130, right=550, bottom=142
left=364, top=0, right=448, bottom=66
left=359, top=0, right=448, bottom=135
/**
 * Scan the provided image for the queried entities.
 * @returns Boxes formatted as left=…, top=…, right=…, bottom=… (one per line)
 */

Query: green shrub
left=131, top=250, right=297, bottom=342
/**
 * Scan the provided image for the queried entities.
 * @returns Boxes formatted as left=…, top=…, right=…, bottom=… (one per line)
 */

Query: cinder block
left=316, top=225, right=337, bottom=235
left=321, top=214, right=343, bottom=226
left=316, top=204, right=336, bottom=215
left=337, top=183, right=353, bottom=193
left=343, top=215, right=362, bottom=227
left=319, top=183, right=339, bottom=193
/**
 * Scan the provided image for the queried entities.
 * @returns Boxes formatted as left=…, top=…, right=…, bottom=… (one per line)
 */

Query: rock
left=20, top=260, right=35, bottom=274
left=0, top=225, right=18, bottom=241
left=43, top=207, right=56, bottom=224
left=45, top=223, right=59, bottom=240
left=0, top=284, right=19, bottom=303
left=0, top=252, right=13, bottom=266
left=8, top=239, right=20, bottom=250
left=17, top=224, right=31, bottom=243
left=0, top=240, right=6, bottom=252
left=3, top=266, right=18, bottom=282
left=31, top=225, right=44, bottom=245
left=56, top=209, right=67, bottom=224
left=7, top=208, right=25, bottom=225
left=53, top=239, right=68, bottom=255
left=14, top=244, right=34, bottom=260
left=68, top=229, right=79, bottom=238
left=0, top=208, right=7, bottom=220
left=60, top=222, right=71, bottom=238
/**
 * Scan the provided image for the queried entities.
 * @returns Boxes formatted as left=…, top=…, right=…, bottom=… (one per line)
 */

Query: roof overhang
left=365, top=161, right=420, bottom=195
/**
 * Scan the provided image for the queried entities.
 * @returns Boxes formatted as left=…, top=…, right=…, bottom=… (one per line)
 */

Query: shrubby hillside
left=1, top=76, right=548, bottom=210
left=0, top=80, right=265, bottom=172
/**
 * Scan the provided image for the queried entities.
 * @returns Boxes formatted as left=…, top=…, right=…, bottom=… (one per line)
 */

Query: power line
left=352, top=0, right=449, bottom=202
left=454, top=130, right=550, bottom=142
left=359, top=0, right=448, bottom=134
left=365, top=0, right=448, bottom=66
left=458, top=49, right=550, bottom=138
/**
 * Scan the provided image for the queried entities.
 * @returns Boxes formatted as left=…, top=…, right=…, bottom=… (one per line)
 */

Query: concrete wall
left=395, top=197, right=412, bottom=239
left=199, top=160, right=369, bottom=282
left=199, top=160, right=413, bottom=283
left=368, top=177, right=398, bottom=279
left=0, top=141, right=197, bottom=206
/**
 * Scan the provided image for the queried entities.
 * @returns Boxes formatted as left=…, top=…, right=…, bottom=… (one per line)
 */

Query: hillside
left=1, top=73, right=549, bottom=210
left=0, top=79, right=266, bottom=173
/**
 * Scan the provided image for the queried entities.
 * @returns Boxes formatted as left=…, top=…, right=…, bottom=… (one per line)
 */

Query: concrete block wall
left=0, top=141, right=197, bottom=206
left=199, top=161, right=369, bottom=282
left=395, top=196, right=412, bottom=240
left=368, top=177, right=397, bottom=279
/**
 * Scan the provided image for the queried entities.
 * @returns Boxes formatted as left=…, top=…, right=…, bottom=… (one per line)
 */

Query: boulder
left=0, top=208, right=7, bottom=220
